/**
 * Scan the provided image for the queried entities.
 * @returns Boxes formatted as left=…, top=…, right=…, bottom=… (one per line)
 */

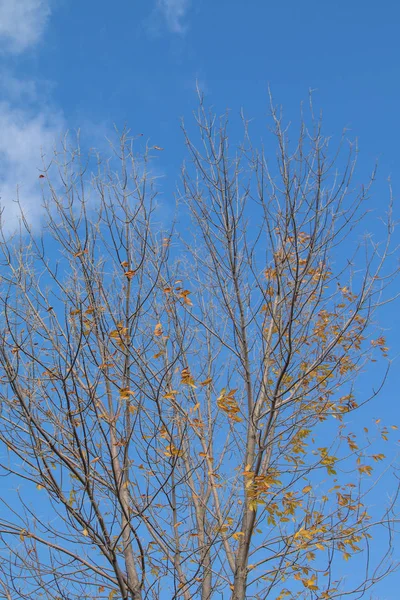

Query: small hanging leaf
left=73, top=249, right=88, bottom=258
left=163, top=390, right=179, bottom=399
left=181, top=367, right=196, bottom=388
left=178, top=289, right=193, bottom=306
left=124, top=270, right=136, bottom=280
left=154, top=323, right=163, bottom=337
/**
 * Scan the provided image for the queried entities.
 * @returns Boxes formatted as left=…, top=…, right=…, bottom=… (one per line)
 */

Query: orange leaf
left=124, top=270, right=136, bottom=280
left=154, top=323, right=163, bottom=337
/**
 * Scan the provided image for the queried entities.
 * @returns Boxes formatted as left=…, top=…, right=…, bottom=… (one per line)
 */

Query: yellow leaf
left=36, top=484, right=44, bottom=491
left=124, top=270, right=136, bottom=280
left=82, top=528, right=89, bottom=537
left=303, top=577, right=318, bottom=590
left=372, top=454, right=385, bottom=462
left=154, top=323, right=163, bottom=337
left=232, top=532, right=245, bottom=540
left=120, top=387, right=135, bottom=400
left=343, top=552, right=351, bottom=561
left=163, top=390, right=179, bottom=399
left=200, top=377, right=213, bottom=386
left=302, top=485, right=312, bottom=494
left=178, top=290, right=193, bottom=306
left=181, top=367, right=197, bottom=388
left=358, top=464, right=373, bottom=476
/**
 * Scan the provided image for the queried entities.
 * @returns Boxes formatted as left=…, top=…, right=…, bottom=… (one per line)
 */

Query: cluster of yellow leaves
left=119, top=387, right=135, bottom=400
left=164, top=443, right=184, bottom=458
left=109, top=322, right=130, bottom=348
left=242, top=465, right=282, bottom=511
left=336, top=528, right=364, bottom=560
left=181, top=367, right=196, bottom=388
left=293, top=524, right=328, bottom=547
left=371, top=335, right=389, bottom=357
left=318, top=447, right=337, bottom=475
left=213, top=516, right=233, bottom=534
left=289, top=428, right=310, bottom=457
left=293, top=571, right=319, bottom=591
left=177, top=288, right=193, bottom=306
left=216, top=388, right=242, bottom=422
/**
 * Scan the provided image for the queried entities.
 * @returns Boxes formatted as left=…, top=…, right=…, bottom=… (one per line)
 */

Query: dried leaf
left=163, top=390, right=179, bottom=399
left=73, top=249, right=88, bottom=258
left=124, top=270, right=136, bottom=280
left=120, top=387, right=135, bottom=400
left=154, top=323, right=163, bottom=337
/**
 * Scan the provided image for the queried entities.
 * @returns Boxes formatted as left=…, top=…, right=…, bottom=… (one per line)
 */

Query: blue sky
left=1, top=0, right=400, bottom=219
left=0, top=0, right=399, bottom=596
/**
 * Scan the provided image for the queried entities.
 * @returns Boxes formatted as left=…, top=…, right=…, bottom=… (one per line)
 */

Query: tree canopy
left=0, top=100, right=398, bottom=600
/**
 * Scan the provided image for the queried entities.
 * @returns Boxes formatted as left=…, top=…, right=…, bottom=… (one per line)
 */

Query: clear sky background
left=0, top=0, right=399, bottom=597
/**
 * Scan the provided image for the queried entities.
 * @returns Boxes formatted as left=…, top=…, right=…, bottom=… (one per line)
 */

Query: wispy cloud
left=0, top=0, right=51, bottom=54
left=0, top=97, right=64, bottom=229
left=156, top=0, right=191, bottom=34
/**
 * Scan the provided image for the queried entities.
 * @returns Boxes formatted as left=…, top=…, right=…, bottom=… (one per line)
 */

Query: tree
left=0, top=99, right=398, bottom=600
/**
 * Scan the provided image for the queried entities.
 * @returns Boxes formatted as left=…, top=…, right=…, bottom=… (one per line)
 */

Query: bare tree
left=0, top=99, right=398, bottom=600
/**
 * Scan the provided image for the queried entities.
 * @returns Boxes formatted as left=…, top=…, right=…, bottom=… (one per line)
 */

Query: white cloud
left=0, top=0, right=51, bottom=54
left=157, top=0, right=190, bottom=34
left=0, top=100, right=64, bottom=230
